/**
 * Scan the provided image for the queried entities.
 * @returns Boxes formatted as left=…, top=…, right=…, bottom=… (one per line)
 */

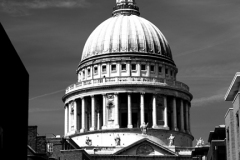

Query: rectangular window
left=165, top=68, right=168, bottom=75
left=102, top=65, right=106, bottom=73
left=131, top=64, right=136, bottom=71
left=88, top=68, right=91, bottom=77
left=150, top=65, right=155, bottom=72
left=121, top=64, right=126, bottom=71
left=158, top=66, right=162, bottom=73
left=170, top=70, right=173, bottom=76
left=111, top=64, right=116, bottom=72
left=141, top=64, right=146, bottom=71
left=47, top=143, right=53, bottom=153
left=94, top=66, right=98, bottom=74
left=82, top=71, right=85, bottom=79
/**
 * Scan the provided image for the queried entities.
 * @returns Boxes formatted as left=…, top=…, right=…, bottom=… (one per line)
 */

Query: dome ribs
left=111, top=15, right=123, bottom=53
left=139, top=17, right=155, bottom=54
left=132, top=15, right=146, bottom=52
left=120, top=16, right=129, bottom=52
left=89, top=19, right=108, bottom=56
left=99, top=18, right=116, bottom=54
left=150, top=23, right=168, bottom=56
left=103, top=16, right=118, bottom=53
left=81, top=15, right=173, bottom=63
left=128, top=16, right=138, bottom=52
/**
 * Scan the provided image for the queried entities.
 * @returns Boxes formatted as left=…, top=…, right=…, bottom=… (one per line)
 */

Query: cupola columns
left=116, top=0, right=136, bottom=5
left=113, top=0, right=140, bottom=16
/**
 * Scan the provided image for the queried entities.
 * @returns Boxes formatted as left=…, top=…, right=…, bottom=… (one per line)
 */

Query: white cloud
left=29, top=107, right=62, bottom=113
left=29, top=89, right=65, bottom=101
left=191, top=87, right=228, bottom=107
left=192, top=94, right=224, bottom=107
left=0, top=0, right=89, bottom=15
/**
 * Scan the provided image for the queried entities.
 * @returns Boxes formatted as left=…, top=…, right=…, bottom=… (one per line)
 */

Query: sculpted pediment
left=114, top=138, right=177, bottom=156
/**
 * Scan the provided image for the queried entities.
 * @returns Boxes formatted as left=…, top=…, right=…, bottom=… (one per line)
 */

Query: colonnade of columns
left=64, top=92, right=191, bottom=136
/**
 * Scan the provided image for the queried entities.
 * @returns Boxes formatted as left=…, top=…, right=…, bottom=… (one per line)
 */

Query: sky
left=1, top=0, right=240, bottom=145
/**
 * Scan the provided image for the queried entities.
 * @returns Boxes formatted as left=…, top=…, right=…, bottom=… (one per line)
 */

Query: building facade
left=224, top=72, right=240, bottom=160
left=62, top=0, right=194, bottom=157
left=27, top=126, right=91, bottom=160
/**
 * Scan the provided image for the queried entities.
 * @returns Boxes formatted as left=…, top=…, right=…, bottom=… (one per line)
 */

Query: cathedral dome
left=81, top=6, right=173, bottom=63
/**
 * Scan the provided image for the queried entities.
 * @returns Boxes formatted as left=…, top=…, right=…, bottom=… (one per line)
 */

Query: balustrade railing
left=65, top=77, right=189, bottom=93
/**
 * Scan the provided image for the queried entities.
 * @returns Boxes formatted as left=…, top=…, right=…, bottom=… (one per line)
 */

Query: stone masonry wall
left=28, top=126, right=38, bottom=151
left=37, top=136, right=46, bottom=153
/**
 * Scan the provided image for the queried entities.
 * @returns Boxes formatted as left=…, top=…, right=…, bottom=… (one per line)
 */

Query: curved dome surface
left=81, top=15, right=172, bottom=61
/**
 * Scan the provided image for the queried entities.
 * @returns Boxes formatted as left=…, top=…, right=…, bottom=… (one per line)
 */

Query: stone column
left=64, top=104, right=68, bottom=135
left=102, top=94, right=107, bottom=129
left=185, top=102, right=189, bottom=133
left=152, top=94, right=157, bottom=128
left=188, top=102, right=191, bottom=134
left=140, top=92, right=145, bottom=125
left=114, top=93, right=120, bottom=128
left=138, top=63, right=141, bottom=76
left=172, top=97, right=178, bottom=131
left=97, top=110, right=100, bottom=130
left=73, top=100, right=78, bottom=132
left=90, top=95, right=96, bottom=131
left=127, top=93, right=133, bottom=128
left=127, top=61, right=131, bottom=76
left=163, top=96, right=168, bottom=128
left=80, top=97, right=86, bottom=133
left=68, top=103, right=71, bottom=133
left=180, top=99, right=185, bottom=132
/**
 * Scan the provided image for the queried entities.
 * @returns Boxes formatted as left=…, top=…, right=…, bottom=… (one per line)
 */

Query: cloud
left=191, top=87, right=228, bottom=107
left=29, top=89, right=65, bottom=101
left=29, top=107, right=62, bottom=113
left=0, top=0, right=89, bottom=15
left=175, top=31, right=240, bottom=58
left=192, top=94, right=225, bottom=107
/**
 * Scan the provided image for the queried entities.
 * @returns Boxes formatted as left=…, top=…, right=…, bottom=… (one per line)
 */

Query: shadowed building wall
left=0, top=23, right=29, bottom=160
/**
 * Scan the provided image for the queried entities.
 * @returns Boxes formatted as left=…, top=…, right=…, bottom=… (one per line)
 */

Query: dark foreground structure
left=0, top=23, right=29, bottom=159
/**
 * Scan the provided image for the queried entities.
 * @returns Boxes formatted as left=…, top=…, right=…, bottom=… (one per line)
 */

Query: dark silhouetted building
left=27, top=126, right=90, bottom=160
left=206, top=125, right=226, bottom=160
left=192, top=125, right=226, bottom=160
left=0, top=23, right=29, bottom=160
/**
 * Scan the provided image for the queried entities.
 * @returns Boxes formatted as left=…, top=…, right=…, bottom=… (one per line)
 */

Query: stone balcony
left=65, top=77, right=189, bottom=94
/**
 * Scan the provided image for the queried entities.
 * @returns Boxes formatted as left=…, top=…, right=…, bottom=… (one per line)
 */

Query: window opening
left=141, top=64, right=146, bottom=71
left=111, top=64, right=116, bottom=71
left=94, top=67, right=98, bottom=74
left=121, top=64, right=126, bottom=71
left=102, top=65, right=106, bottom=73
left=150, top=65, right=155, bottom=72
left=131, top=64, right=136, bottom=71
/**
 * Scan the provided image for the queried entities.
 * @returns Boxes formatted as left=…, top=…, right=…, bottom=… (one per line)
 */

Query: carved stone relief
left=106, top=94, right=115, bottom=121
left=136, top=143, right=154, bottom=155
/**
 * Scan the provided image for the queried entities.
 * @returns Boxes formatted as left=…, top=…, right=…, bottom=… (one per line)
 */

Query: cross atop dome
left=113, top=0, right=140, bottom=16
